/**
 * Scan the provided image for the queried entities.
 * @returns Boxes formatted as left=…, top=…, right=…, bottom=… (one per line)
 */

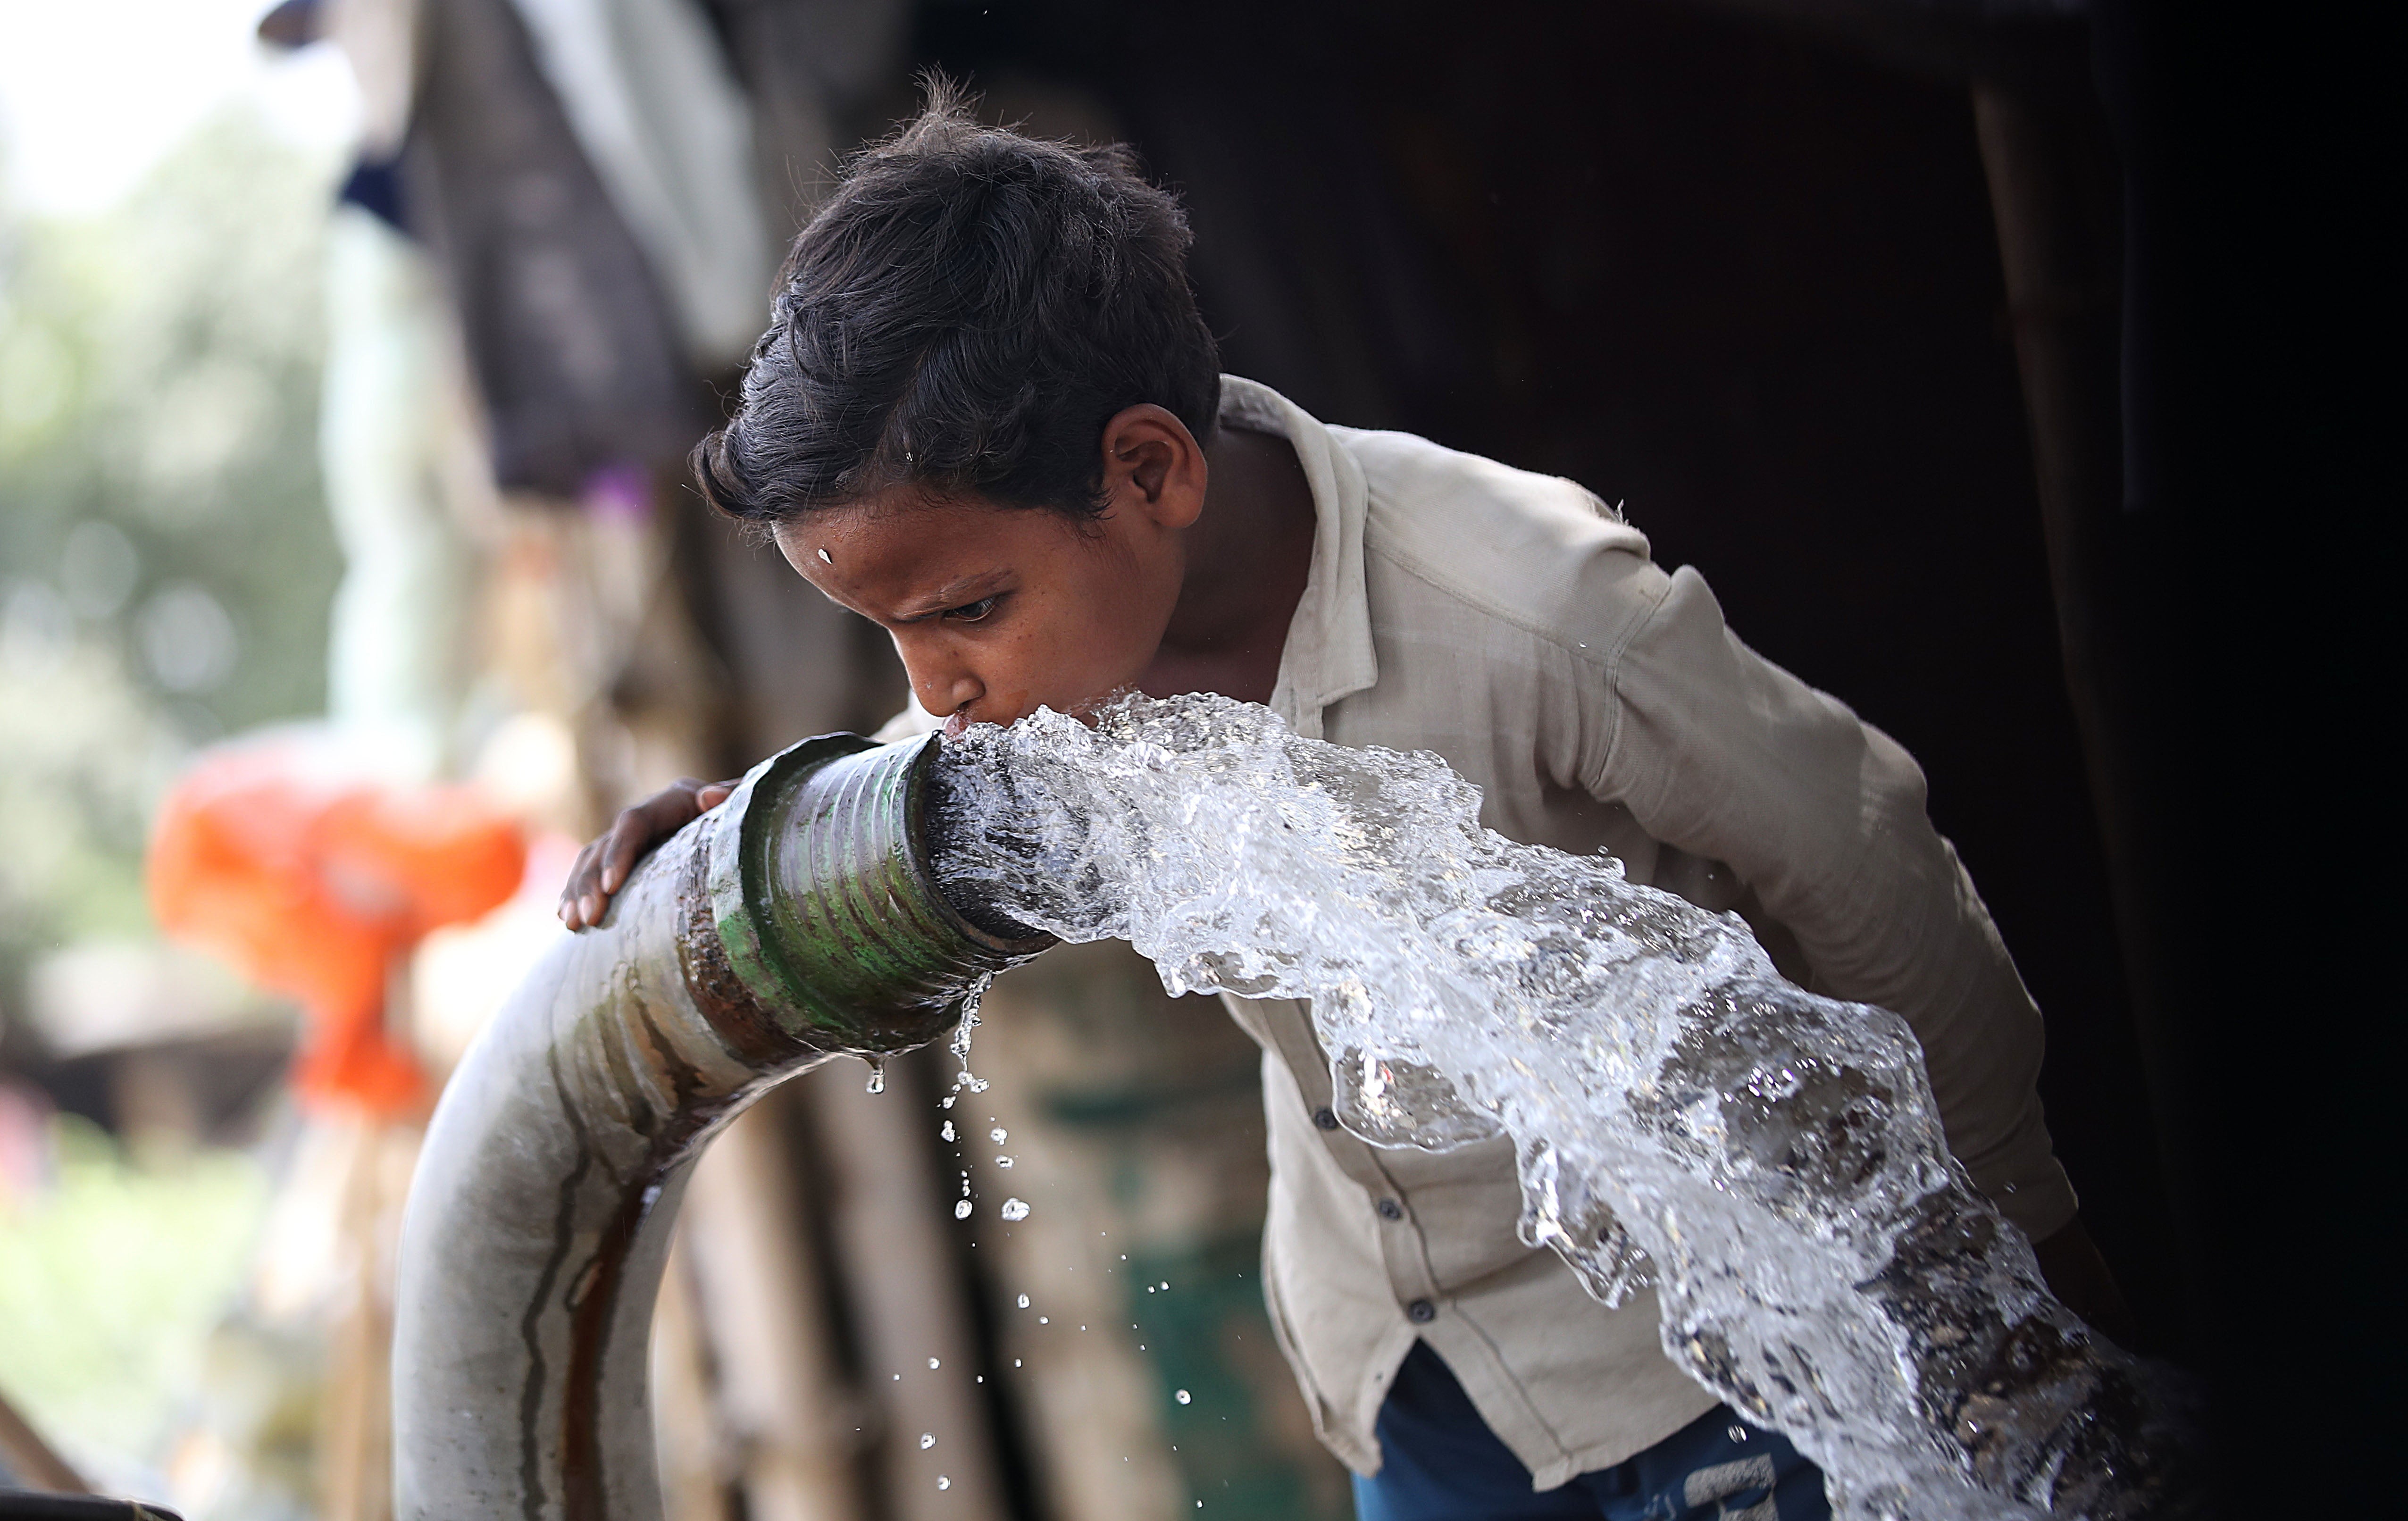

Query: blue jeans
left=1353, top=1342, right=1831, bottom=1521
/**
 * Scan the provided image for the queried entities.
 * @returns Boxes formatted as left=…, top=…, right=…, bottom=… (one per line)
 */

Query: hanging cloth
left=506, top=0, right=778, bottom=371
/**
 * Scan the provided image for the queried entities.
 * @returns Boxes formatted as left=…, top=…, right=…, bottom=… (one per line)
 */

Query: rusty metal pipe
left=391, top=733, right=1048, bottom=1520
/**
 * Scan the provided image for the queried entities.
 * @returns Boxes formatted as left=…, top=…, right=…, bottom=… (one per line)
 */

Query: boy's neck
left=1142, top=423, right=1318, bottom=707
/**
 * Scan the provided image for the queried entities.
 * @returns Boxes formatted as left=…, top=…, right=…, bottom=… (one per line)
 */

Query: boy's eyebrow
left=893, top=573, right=1008, bottom=620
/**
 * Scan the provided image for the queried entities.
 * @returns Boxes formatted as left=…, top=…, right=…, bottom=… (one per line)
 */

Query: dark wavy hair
left=692, top=82, right=1221, bottom=527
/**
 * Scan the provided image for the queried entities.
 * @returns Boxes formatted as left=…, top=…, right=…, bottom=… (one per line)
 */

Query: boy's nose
left=922, top=667, right=982, bottom=719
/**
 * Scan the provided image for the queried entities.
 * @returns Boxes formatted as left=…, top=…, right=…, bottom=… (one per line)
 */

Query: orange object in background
left=147, top=740, right=527, bottom=1116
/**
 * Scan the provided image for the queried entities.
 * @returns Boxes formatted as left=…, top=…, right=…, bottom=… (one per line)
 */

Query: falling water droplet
left=1729, top=1424, right=1749, bottom=1444
left=947, top=990, right=993, bottom=1096
left=954, top=1200, right=972, bottom=1220
left=1000, top=1197, right=1030, bottom=1221
left=937, top=1476, right=952, bottom=1490
left=929, top=1357, right=941, bottom=1370
left=864, top=1061, right=886, bottom=1095
left=990, top=1126, right=1008, bottom=1143
left=1017, top=1294, right=1030, bottom=1308
left=941, top=1120, right=957, bottom=1142
left=1176, top=1389, right=1192, bottom=1405
left=995, top=1155, right=1014, bottom=1168
left=920, top=1433, right=936, bottom=1450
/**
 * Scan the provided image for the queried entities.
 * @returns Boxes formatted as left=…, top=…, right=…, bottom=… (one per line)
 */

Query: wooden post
left=680, top=1093, right=868, bottom=1521
left=0, top=1384, right=89, bottom=1496
left=803, top=1058, right=1010, bottom=1521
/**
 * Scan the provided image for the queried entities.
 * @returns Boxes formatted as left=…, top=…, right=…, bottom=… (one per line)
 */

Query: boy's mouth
left=942, top=685, right=1131, bottom=739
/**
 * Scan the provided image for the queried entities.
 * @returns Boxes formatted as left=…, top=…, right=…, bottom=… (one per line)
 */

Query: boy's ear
left=1099, top=405, right=1207, bottom=531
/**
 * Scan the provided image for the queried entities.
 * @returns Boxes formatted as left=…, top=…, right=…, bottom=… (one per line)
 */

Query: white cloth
left=320, top=205, right=492, bottom=778
left=506, top=0, right=776, bottom=368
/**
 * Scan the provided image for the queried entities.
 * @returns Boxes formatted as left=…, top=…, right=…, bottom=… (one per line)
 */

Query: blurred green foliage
left=0, top=1112, right=271, bottom=1486
left=0, top=104, right=342, bottom=1019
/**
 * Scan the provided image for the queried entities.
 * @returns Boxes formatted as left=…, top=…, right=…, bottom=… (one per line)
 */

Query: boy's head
left=695, top=86, right=1223, bottom=731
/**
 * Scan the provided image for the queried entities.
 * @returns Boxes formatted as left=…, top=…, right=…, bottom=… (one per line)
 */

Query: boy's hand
left=556, top=777, right=739, bottom=930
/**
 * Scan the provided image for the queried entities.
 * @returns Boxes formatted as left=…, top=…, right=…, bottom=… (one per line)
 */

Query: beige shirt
left=890, top=375, right=2077, bottom=1488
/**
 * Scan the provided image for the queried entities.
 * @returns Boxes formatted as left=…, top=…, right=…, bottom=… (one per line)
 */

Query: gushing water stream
left=928, top=694, right=2195, bottom=1520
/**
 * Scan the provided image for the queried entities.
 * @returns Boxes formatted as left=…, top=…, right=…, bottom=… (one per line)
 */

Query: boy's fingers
left=601, top=787, right=709, bottom=892
left=564, top=828, right=624, bottom=928
left=600, top=812, right=646, bottom=893
left=562, top=779, right=732, bottom=928
left=558, top=843, right=600, bottom=922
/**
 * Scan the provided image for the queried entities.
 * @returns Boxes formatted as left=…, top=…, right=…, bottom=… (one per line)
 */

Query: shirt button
left=1407, top=1299, right=1437, bottom=1324
left=1313, top=1107, right=1339, bottom=1130
left=1376, top=1198, right=1404, bottom=1220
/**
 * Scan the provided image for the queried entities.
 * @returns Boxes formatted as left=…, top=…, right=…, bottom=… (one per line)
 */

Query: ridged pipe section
left=391, top=733, right=1049, bottom=1521
left=717, top=733, right=1047, bottom=1037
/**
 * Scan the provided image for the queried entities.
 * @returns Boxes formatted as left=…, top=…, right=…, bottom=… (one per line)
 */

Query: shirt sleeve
left=1585, top=562, right=2077, bottom=1240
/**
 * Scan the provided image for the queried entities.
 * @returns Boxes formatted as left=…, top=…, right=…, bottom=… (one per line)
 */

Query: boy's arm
left=1577, top=562, right=2079, bottom=1247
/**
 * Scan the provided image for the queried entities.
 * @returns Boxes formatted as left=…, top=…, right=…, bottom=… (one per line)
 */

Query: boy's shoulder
left=1329, top=424, right=1655, bottom=633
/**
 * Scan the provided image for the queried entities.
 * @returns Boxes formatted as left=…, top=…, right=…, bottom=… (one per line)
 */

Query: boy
left=559, top=94, right=2127, bottom=1520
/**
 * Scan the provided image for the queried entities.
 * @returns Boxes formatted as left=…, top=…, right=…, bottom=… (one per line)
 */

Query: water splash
left=928, top=694, right=2197, bottom=1520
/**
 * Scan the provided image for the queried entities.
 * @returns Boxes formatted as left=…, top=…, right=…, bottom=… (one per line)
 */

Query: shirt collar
left=1217, top=375, right=1379, bottom=739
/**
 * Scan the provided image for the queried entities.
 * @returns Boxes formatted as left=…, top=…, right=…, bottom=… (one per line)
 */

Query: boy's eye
left=944, top=597, right=998, bottom=623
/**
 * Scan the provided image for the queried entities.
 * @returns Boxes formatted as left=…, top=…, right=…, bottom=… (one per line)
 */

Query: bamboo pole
left=0, top=1383, right=89, bottom=1496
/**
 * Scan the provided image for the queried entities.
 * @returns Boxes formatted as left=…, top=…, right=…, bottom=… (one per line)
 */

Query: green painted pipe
left=393, top=732, right=1049, bottom=1521
left=709, top=731, right=1052, bottom=1050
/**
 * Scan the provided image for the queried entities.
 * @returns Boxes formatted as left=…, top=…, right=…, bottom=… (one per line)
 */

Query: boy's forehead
left=786, top=496, right=967, bottom=556
left=775, top=493, right=1051, bottom=593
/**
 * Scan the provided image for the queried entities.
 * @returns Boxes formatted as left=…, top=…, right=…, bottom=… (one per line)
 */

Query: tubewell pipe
left=391, top=733, right=1049, bottom=1521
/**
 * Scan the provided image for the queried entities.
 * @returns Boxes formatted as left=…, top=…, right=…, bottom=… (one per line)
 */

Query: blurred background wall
left=1, top=0, right=2374, bottom=1516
